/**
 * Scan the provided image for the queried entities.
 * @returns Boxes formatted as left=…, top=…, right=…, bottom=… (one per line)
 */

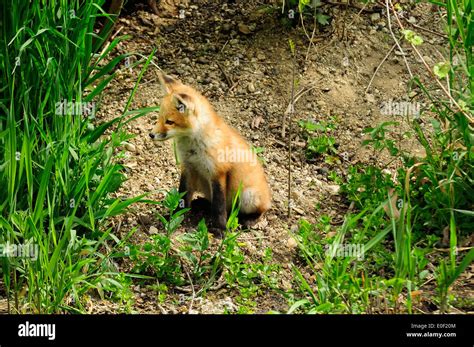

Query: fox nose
left=149, top=133, right=155, bottom=139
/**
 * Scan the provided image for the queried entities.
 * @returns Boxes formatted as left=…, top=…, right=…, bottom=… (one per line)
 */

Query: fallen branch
left=327, top=1, right=382, bottom=13
left=405, top=21, right=448, bottom=39
left=217, top=62, right=234, bottom=87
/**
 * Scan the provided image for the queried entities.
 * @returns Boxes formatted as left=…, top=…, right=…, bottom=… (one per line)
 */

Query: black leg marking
left=178, top=171, right=189, bottom=208
left=211, top=179, right=227, bottom=230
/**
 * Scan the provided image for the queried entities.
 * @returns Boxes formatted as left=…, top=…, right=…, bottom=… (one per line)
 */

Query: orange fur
left=150, top=73, right=271, bottom=222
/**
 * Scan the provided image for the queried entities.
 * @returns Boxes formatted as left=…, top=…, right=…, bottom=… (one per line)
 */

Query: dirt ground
left=91, top=0, right=472, bottom=313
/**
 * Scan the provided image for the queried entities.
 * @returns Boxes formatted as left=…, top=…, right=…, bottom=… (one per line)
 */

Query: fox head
left=149, top=73, right=202, bottom=141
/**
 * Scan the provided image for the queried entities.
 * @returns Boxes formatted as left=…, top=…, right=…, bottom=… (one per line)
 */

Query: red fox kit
left=149, top=73, right=271, bottom=231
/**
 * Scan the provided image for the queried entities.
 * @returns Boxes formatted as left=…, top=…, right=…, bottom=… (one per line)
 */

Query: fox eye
left=165, top=120, right=175, bottom=125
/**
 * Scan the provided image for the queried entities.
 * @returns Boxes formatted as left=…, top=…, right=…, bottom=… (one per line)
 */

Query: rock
left=144, top=183, right=155, bottom=192
left=140, top=17, right=153, bottom=27
left=138, top=215, right=152, bottom=225
left=287, top=237, right=298, bottom=249
left=222, top=23, right=231, bottom=32
left=370, top=13, right=381, bottom=23
left=282, top=279, right=292, bottom=290
left=267, top=214, right=277, bottom=221
left=251, top=115, right=264, bottom=129
left=149, top=226, right=159, bottom=234
left=163, top=25, right=175, bottom=33
left=124, top=161, right=137, bottom=169
left=313, top=178, right=325, bottom=187
left=365, top=93, right=376, bottom=103
left=197, top=56, right=209, bottom=64
left=247, top=82, right=256, bottom=93
left=342, top=56, right=350, bottom=67
left=317, top=100, right=326, bottom=107
left=327, top=185, right=340, bottom=195
left=238, top=23, right=252, bottom=35
left=257, top=53, right=265, bottom=61
left=124, top=142, right=136, bottom=153
left=292, top=206, right=305, bottom=215
left=291, top=190, right=301, bottom=200
left=407, top=16, right=417, bottom=24
left=317, top=166, right=329, bottom=175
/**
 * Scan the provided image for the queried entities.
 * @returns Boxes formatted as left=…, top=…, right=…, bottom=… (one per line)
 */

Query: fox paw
left=208, top=226, right=225, bottom=238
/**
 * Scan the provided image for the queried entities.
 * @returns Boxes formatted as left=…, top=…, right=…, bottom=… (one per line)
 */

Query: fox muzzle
left=149, top=132, right=168, bottom=141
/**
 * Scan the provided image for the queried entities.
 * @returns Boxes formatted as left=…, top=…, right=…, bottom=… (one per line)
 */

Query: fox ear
left=173, top=93, right=194, bottom=115
left=158, top=72, right=182, bottom=93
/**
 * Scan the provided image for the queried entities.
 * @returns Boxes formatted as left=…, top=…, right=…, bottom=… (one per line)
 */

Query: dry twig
left=365, top=43, right=397, bottom=93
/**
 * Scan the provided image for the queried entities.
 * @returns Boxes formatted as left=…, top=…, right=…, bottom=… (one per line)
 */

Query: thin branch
left=406, top=21, right=448, bottom=39
left=385, top=0, right=413, bottom=79
left=288, top=44, right=296, bottom=219
left=347, top=1, right=371, bottom=29
left=281, top=85, right=317, bottom=138
left=216, top=62, right=233, bottom=87
left=327, top=1, right=382, bottom=13
left=365, top=43, right=397, bottom=93
left=299, top=8, right=313, bottom=45
left=305, top=5, right=318, bottom=62
left=184, top=268, right=196, bottom=314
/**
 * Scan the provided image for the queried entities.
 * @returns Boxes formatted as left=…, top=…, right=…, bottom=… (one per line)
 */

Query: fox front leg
left=178, top=170, right=193, bottom=208
left=210, top=176, right=227, bottom=233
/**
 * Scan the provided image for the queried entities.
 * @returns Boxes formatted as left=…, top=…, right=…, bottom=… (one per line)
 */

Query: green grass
left=299, top=119, right=339, bottom=161
left=127, top=187, right=281, bottom=313
left=0, top=0, right=155, bottom=313
left=0, top=0, right=471, bottom=315
left=287, top=0, right=473, bottom=314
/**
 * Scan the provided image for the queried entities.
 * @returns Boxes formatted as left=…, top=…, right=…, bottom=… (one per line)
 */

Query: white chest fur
left=177, top=135, right=216, bottom=177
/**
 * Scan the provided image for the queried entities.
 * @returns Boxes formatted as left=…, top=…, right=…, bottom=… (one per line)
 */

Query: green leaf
left=317, top=14, right=330, bottom=26
left=402, top=29, right=423, bottom=46
left=446, top=248, right=474, bottom=287
left=298, top=0, right=311, bottom=13
left=433, top=61, right=451, bottom=78
left=287, top=299, right=309, bottom=314
left=288, top=39, right=295, bottom=55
